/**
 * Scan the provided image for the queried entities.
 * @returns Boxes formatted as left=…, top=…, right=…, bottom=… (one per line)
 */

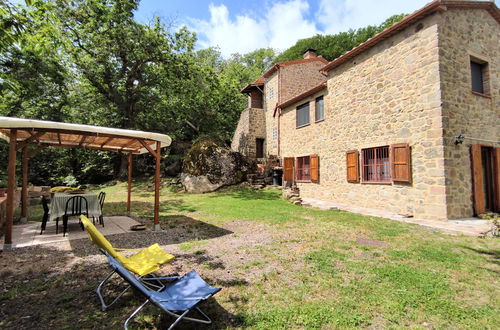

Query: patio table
left=49, top=192, right=101, bottom=221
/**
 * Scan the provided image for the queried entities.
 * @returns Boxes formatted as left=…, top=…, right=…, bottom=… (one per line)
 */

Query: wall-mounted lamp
left=454, top=134, right=465, bottom=145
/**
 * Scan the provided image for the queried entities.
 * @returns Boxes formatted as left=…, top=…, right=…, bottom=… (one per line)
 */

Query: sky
left=135, top=0, right=434, bottom=57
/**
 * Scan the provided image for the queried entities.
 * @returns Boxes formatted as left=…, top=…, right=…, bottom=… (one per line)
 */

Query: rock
left=164, top=160, right=182, bottom=177
left=293, top=200, right=302, bottom=205
left=181, top=137, right=255, bottom=193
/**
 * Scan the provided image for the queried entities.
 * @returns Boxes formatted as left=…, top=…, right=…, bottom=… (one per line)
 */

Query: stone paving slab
left=11, top=216, right=141, bottom=248
left=301, top=197, right=492, bottom=237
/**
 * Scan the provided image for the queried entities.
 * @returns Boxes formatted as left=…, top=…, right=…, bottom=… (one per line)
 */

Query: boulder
left=181, top=137, right=255, bottom=193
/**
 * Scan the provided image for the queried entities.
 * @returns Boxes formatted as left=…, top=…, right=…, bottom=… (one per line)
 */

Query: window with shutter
left=391, top=143, right=411, bottom=183
left=296, top=102, right=310, bottom=128
left=296, top=156, right=311, bottom=181
left=310, top=154, right=319, bottom=183
left=494, top=148, right=500, bottom=212
left=362, top=146, right=390, bottom=182
left=346, top=150, right=359, bottom=183
left=283, top=157, right=295, bottom=182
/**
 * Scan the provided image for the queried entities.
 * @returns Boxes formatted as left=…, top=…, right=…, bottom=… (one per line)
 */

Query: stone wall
left=280, top=60, right=327, bottom=104
left=264, top=72, right=280, bottom=156
left=279, top=13, right=448, bottom=220
left=231, top=107, right=266, bottom=158
left=439, top=9, right=500, bottom=218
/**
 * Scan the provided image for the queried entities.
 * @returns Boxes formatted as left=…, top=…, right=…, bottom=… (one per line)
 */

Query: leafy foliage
left=274, top=14, right=406, bottom=63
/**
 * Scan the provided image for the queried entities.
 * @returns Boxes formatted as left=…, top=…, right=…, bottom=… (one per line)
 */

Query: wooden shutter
left=283, top=157, right=295, bottom=182
left=346, top=150, right=359, bottom=183
left=471, top=144, right=485, bottom=215
left=310, top=154, right=319, bottom=183
left=494, top=147, right=500, bottom=212
left=391, top=143, right=411, bottom=183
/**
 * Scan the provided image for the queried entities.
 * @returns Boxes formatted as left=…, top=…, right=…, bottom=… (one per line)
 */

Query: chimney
left=303, top=48, right=318, bottom=59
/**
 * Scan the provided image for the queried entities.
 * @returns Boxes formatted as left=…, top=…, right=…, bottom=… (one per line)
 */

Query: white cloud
left=190, top=0, right=318, bottom=57
left=189, top=0, right=432, bottom=57
left=317, top=0, right=429, bottom=34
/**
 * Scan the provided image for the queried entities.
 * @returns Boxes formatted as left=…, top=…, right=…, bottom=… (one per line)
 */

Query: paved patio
left=301, top=197, right=493, bottom=237
left=11, top=216, right=141, bottom=248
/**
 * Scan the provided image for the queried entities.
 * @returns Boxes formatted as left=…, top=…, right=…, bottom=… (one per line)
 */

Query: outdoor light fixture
left=454, top=134, right=465, bottom=145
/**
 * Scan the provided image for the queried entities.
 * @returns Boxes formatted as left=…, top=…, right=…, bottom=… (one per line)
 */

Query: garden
left=1, top=180, right=498, bottom=329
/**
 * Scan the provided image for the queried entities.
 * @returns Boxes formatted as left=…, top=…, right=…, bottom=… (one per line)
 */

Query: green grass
left=12, top=179, right=500, bottom=329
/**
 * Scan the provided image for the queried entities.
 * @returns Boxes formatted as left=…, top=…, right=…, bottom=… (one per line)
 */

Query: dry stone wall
left=231, top=107, right=266, bottom=158
left=279, top=14, right=448, bottom=220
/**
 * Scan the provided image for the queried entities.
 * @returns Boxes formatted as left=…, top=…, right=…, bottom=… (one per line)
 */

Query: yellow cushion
left=80, top=215, right=174, bottom=276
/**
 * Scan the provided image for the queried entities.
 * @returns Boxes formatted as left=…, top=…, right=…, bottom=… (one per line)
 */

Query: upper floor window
left=470, top=57, right=489, bottom=95
left=315, top=96, right=324, bottom=122
left=296, top=102, right=310, bottom=128
left=268, top=87, right=274, bottom=99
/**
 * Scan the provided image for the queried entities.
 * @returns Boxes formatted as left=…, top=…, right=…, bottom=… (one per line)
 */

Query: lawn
left=1, top=180, right=499, bottom=329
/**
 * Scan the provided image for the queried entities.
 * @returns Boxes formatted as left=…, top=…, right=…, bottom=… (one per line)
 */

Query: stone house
left=232, top=0, right=499, bottom=221
left=231, top=50, right=328, bottom=159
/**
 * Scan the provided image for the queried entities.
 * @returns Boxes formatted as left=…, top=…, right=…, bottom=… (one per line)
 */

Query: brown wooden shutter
left=346, top=150, right=359, bottom=183
left=283, top=157, right=295, bottom=182
left=391, top=143, right=411, bottom=183
left=471, top=144, right=485, bottom=215
left=494, top=147, right=500, bottom=212
left=310, top=154, right=319, bottom=183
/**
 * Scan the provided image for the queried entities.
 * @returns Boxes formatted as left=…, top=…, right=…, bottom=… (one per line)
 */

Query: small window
left=268, top=87, right=274, bottom=99
left=315, top=96, right=324, bottom=122
left=272, top=127, right=278, bottom=141
left=470, top=57, right=489, bottom=95
left=296, top=156, right=310, bottom=181
left=362, top=146, right=390, bottom=182
left=255, top=138, right=265, bottom=158
left=296, top=102, right=310, bottom=128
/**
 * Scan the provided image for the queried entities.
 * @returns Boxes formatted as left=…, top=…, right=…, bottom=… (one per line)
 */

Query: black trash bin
left=272, top=168, right=283, bottom=186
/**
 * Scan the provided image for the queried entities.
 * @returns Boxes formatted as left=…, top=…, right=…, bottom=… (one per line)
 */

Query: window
left=296, top=102, right=310, bottom=128
left=315, top=96, right=324, bottom=122
left=268, top=87, right=274, bottom=99
left=362, top=146, right=390, bottom=182
left=296, top=156, right=310, bottom=181
left=255, top=138, right=265, bottom=158
left=272, top=127, right=278, bottom=141
left=470, top=57, right=489, bottom=95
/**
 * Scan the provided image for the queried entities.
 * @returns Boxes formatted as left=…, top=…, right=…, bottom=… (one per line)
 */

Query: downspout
left=277, top=106, right=281, bottom=157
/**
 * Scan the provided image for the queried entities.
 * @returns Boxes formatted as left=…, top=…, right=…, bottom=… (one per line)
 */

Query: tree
left=274, top=14, right=407, bottom=63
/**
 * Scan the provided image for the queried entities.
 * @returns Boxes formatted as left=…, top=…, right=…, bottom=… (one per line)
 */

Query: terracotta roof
left=321, top=0, right=500, bottom=73
left=262, top=57, right=329, bottom=78
left=276, top=82, right=327, bottom=111
left=240, top=77, right=265, bottom=93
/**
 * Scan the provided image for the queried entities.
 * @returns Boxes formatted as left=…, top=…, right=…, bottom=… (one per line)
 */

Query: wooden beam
left=17, top=131, right=45, bottom=150
left=21, top=146, right=29, bottom=221
left=27, top=145, right=48, bottom=158
left=100, top=137, right=114, bottom=148
left=37, top=142, right=141, bottom=154
left=127, top=152, right=132, bottom=213
left=4, top=129, right=17, bottom=250
left=57, top=132, right=62, bottom=145
left=153, top=141, right=161, bottom=230
left=79, top=135, right=87, bottom=146
left=139, top=139, right=157, bottom=158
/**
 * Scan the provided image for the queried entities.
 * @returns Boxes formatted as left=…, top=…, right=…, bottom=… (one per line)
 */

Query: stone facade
left=231, top=107, right=266, bottom=158
left=280, top=13, right=448, bottom=220
left=439, top=9, right=500, bottom=219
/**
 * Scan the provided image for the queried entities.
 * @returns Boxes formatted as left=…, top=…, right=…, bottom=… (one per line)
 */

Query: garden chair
left=93, top=191, right=106, bottom=227
left=40, top=196, right=50, bottom=235
left=80, top=215, right=175, bottom=311
left=101, top=249, right=221, bottom=330
left=58, top=195, right=88, bottom=236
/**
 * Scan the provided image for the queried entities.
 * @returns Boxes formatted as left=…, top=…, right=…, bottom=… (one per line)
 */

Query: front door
left=471, top=145, right=500, bottom=215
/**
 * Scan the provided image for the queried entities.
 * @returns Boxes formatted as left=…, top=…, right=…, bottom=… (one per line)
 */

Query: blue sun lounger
left=101, top=249, right=221, bottom=330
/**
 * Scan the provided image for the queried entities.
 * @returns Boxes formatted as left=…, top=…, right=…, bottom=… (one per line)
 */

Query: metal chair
left=97, top=191, right=106, bottom=227
left=58, top=195, right=88, bottom=236
left=40, top=196, right=50, bottom=235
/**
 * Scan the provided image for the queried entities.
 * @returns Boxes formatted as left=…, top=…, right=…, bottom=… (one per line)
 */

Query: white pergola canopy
left=0, top=116, right=171, bottom=154
left=0, top=117, right=172, bottom=250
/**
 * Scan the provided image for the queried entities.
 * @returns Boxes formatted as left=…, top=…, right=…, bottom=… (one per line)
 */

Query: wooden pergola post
left=154, top=141, right=161, bottom=231
left=127, top=152, right=132, bottom=214
left=21, top=146, right=29, bottom=223
left=4, top=129, right=17, bottom=251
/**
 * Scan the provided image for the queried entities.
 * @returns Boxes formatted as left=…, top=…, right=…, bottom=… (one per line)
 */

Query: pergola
left=0, top=117, right=172, bottom=251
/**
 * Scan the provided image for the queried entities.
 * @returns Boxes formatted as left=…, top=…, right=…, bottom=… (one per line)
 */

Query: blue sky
left=135, top=0, right=440, bottom=57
